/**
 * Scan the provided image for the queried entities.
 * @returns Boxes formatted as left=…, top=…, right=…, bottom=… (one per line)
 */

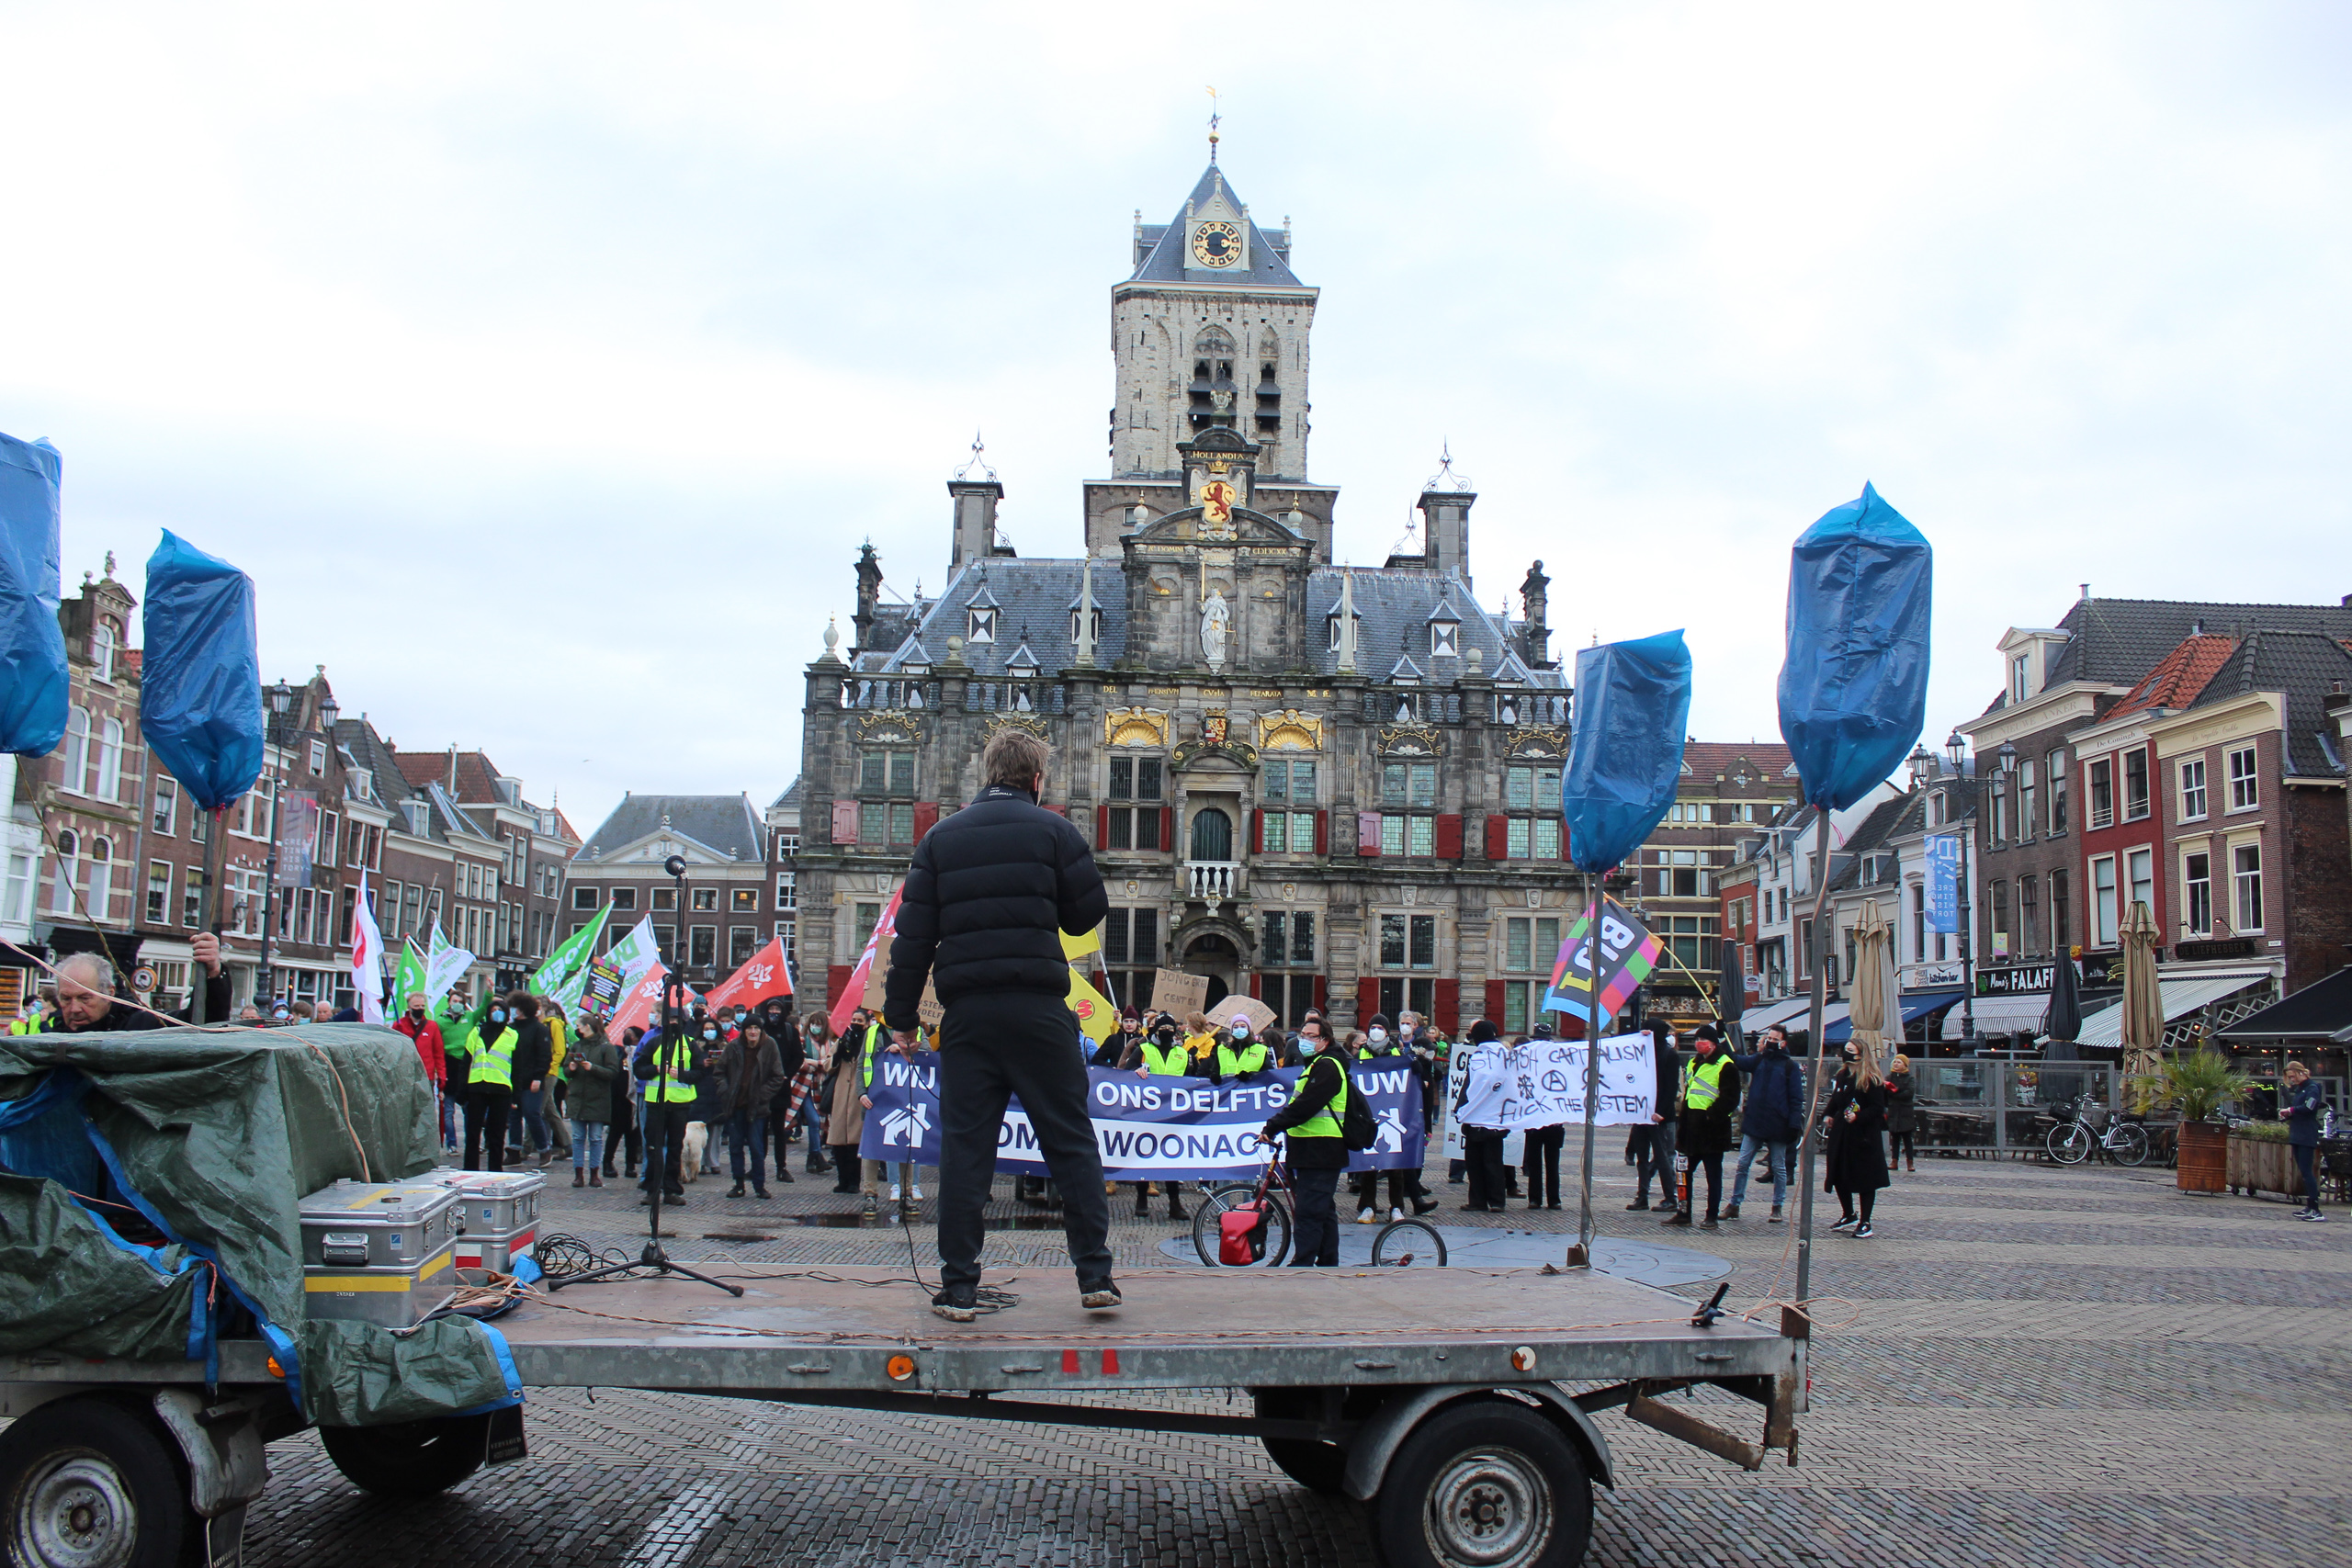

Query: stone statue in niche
left=1201, top=588, right=1231, bottom=666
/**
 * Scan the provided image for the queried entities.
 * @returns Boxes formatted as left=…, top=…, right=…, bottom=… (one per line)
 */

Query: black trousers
left=1523, top=1125, right=1565, bottom=1206
left=639, top=1101, right=691, bottom=1192
left=1353, top=1168, right=1411, bottom=1213
left=462, top=1088, right=512, bottom=1173
left=936, top=990, right=1113, bottom=1292
left=1690, top=1149, right=1724, bottom=1217
left=1289, top=1165, right=1342, bottom=1267
left=1464, top=1128, right=1509, bottom=1209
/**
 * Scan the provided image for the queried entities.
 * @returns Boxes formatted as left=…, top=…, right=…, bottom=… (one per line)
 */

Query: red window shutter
left=1435, top=813, right=1464, bottom=862
left=1250, top=973, right=1264, bottom=999
left=1356, top=976, right=1381, bottom=1027
left=1357, top=811, right=1383, bottom=857
left=912, top=802, right=939, bottom=841
left=826, top=964, right=854, bottom=1009
left=1096, top=803, right=1110, bottom=846
left=1434, top=978, right=1461, bottom=1035
left=831, top=800, right=859, bottom=844
left=1485, top=814, right=1510, bottom=860
left=1484, top=979, right=1507, bottom=1027
left=1251, top=809, right=1265, bottom=853
left=1313, top=976, right=1328, bottom=1013
left=1315, top=809, right=1329, bottom=853
left=1160, top=807, right=1174, bottom=852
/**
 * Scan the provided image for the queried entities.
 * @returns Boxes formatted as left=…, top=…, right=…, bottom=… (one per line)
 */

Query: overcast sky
left=5, top=2, right=2347, bottom=837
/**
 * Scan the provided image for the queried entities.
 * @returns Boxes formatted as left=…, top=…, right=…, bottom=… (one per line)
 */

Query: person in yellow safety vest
left=1258, top=1026, right=1351, bottom=1267
left=1125, top=1017, right=1193, bottom=1221
left=1211, top=1012, right=1270, bottom=1082
left=633, top=1014, right=707, bottom=1203
left=1663, top=1025, right=1740, bottom=1233
left=849, top=1009, right=919, bottom=1214
left=461, top=999, right=520, bottom=1175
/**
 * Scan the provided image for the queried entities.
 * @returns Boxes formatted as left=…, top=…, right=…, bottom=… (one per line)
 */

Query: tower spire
left=1205, top=85, right=1221, bottom=164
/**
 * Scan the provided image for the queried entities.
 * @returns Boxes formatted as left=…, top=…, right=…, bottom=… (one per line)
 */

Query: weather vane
left=1206, top=85, right=1221, bottom=164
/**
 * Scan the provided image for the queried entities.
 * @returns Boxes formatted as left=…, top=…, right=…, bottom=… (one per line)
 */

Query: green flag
left=528, top=906, right=607, bottom=997
left=391, top=940, right=428, bottom=1012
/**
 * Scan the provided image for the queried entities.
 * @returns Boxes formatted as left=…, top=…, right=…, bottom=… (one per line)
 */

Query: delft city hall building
left=798, top=160, right=1590, bottom=1039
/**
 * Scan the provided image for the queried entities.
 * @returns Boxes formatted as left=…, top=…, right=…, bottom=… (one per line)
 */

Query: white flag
left=605, top=916, right=662, bottom=987
left=424, top=922, right=474, bottom=1004
left=350, top=870, right=387, bottom=1026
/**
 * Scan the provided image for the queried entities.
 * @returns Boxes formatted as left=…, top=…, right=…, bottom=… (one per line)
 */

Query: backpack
left=1340, top=1066, right=1379, bottom=1151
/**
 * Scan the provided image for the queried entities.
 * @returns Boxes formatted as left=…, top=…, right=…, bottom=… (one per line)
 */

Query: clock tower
left=1089, top=163, right=1335, bottom=563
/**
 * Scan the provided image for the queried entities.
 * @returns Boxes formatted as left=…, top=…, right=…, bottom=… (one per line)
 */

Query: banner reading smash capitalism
left=858, top=1054, right=1425, bottom=1179
left=1452, top=1032, right=1658, bottom=1131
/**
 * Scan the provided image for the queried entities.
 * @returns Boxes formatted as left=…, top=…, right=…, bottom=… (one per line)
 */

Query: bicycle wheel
left=2047, top=1123, right=2091, bottom=1165
left=2110, top=1123, right=2151, bottom=1168
left=1369, top=1218, right=1447, bottom=1268
left=1191, top=1191, right=1293, bottom=1267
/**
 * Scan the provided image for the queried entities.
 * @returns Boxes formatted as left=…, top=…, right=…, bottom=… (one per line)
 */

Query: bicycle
left=2045, top=1097, right=2150, bottom=1168
left=1189, top=1135, right=1447, bottom=1268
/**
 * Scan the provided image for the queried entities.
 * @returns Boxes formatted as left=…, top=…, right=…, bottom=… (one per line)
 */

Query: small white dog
left=679, top=1122, right=709, bottom=1182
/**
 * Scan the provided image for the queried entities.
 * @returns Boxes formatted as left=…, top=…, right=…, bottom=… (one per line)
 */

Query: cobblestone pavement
left=236, top=1137, right=2351, bottom=1566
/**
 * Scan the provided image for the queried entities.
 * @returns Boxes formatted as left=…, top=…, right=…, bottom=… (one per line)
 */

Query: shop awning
left=2216, top=968, right=2352, bottom=1046
left=1826, top=992, right=1960, bottom=1044
left=1939, top=992, right=2051, bottom=1041
left=2078, top=969, right=2275, bottom=1047
left=1737, top=995, right=1816, bottom=1034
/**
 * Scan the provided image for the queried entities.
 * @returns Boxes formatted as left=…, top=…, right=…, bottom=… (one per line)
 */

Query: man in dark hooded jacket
left=1724, top=1021, right=1804, bottom=1221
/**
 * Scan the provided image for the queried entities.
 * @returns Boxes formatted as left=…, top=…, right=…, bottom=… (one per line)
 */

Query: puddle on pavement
left=783, top=1211, right=1073, bottom=1232
left=701, top=1232, right=779, bottom=1245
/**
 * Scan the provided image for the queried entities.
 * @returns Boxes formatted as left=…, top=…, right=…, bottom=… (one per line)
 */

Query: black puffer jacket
left=883, top=784, right=1109, bottom=1029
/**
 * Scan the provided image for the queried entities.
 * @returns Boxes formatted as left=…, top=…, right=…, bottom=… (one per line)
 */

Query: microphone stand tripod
left=551, top=879, right=741, bottom=1298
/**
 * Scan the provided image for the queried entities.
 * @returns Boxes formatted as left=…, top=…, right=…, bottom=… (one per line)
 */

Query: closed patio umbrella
left=1719, top=928, right=1746, bottom=1043
left=2047, top=942, right=2083, bottom=1044
left=2120, top=901, right=2164, bottom=1082
left=1850, top=899, right=1901, bottom=1076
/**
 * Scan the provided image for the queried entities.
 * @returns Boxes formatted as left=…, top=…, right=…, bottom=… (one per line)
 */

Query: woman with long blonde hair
left=1823, top=1041, right=1892, bottom=1237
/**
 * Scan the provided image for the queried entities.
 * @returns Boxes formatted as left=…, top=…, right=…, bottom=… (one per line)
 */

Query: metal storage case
left=426, top=1168, right=544, bottom=1272
left=297, top=1178, right=460, bottom=1327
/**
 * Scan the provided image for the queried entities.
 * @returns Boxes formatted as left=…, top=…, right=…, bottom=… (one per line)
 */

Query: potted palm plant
left=2154, top=1048, right=2254, bottom=1193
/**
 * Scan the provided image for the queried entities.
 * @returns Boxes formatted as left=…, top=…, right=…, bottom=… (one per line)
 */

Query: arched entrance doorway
left=1182, top=933, right=1238, bottom=1012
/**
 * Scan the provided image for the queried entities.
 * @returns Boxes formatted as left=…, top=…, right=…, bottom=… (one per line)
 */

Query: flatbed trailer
left=0, top=1263, right=1804, bottom=1568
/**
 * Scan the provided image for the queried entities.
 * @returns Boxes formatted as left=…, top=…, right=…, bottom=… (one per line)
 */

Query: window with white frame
left=2091, top=854, right=2119, bottom=946
left=2227, top=746, right=2258, bottom=810
left=2047, top=750, right=2068, bottom=834
left=151, top=777, right=178, bottom=836
left=775, top=871, right=797, bottom=910
left=2087, top=758, right=2114, bottom=829
left=2183, top=852, right=2211, bottom=936
left=96, top=717, right=123, bottom=801
left=2123, top=749, right=2150, bottom=821
left=63, top=707, right=89, bottom=795
left=2179, top=758, right=2207, bottom=821
left=2018, top=759, right=2036, bottom=839
left=309, top=739, right=327, bottom=775
left=2010, top=653, right=2030, bottom=704
left=2127, top=847, right=2153, bottom=924
left=2233, top=843, right=2263, bottom=931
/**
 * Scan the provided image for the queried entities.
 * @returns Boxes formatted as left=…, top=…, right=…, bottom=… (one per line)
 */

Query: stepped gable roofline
left=2185, top=627, right=2352, bottom=777
left=1127, top=164, right=1307, bottom=289
left=570, top=793, right=766, bottom=865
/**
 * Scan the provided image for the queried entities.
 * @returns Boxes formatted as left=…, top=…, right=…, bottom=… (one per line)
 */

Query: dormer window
left=1432, top=623, right=1460, bottom=658
left=1071, top=609, right=1102, bottom=642
left=2010, top=653, right=2030, bottom=704
left=91, top=621, right=116, bottom=682
left=968, top=607, right=997, bottom=643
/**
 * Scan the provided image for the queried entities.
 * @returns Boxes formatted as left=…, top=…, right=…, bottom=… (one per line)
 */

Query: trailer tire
left=1372, top=1398, right=1591, bottom=1568
left=1250, top=1391, right=1350, bottom=1495
left=0, top=1395, right=196, bottom=1568
left=320, top=1414, right=491, bottom=1499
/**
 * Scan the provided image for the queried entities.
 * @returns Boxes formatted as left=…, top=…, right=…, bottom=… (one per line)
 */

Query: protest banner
left=1453, top=1032, right=1657, bottom=1131
left=859, top=1055, right=1425, bottom=1179
left=1542, top=898, right=1665, bottom=1023
left=607, top=964, right=703, bottom=1041
left=706, top=936, right=793, bottom=1011
left=832, top=886, right=904, bottom=1033
left=1149, top=968, right=1208, bottom=1021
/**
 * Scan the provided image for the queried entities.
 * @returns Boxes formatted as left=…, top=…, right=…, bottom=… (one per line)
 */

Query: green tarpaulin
left=0, top=1023, right=515, bottom=1424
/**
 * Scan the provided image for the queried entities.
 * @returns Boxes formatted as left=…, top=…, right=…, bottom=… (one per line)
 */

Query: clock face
left=1192, top=220, right=1242, bottom=268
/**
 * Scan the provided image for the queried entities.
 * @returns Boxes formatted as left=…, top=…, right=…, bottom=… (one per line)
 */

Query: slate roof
left=875, top=558, right=1124, bottom=676
left=2185, top=628, right=2352, bottom=777
left=1984, top=596, right=2352, bottom=715
left=770, top=776, right=804, bottom=811
left=1826, top=795, right=1917, bottom=893
left=573, top=793, right=764, bottom=864
left=1308, top=568, right=1566, bottom=685
left=1128, top=166, right=1305, bottom=288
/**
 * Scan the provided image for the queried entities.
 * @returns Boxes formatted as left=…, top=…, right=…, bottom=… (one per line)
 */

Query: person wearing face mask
left=1629, top=1018, right=1681, bottom=1213
left=564, top=1014, right=620, bottom=1188
left=1724, top=1022, right=1805, bottom=1222
left=1259, top=1021, right=1353, bottom=1266
left=1663, top=1024, right=1740, bottom=1231
left=1124, top=1017, right=1193, bottom=1220
left=391, top=991, right=448, bottom=1147
left=1211, top=1012, right=1270, bottom=1082
left=1347, top=1024, right=1436, bottom=1223
left=634, top=1010, right=708, bottom=1204
left=461, top=998, right=520, bottom=1174
left=1824, top=1041, right=1891, bottom=1236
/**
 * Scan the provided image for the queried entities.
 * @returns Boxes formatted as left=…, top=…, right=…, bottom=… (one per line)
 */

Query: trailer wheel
left=1250, top=1391, right=1350, bottom=1495
left=0, top=1396, right=196, bottom=1568
left=1374, top=1398, right=1591, bottom=1568
left=320, top=1414, right=491, bottom=1499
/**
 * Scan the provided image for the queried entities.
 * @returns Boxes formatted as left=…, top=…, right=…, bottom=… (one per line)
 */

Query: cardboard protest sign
left=1150, top=969, right=1209, bottom=1021
left=1220, top=995, right=1278, bottom=1037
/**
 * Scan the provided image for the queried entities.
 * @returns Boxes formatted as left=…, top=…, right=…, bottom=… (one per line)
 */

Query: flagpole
left=1793, top=808, right=1834, bottom=1315
left=1572, top=859, right=1609, bottom=1268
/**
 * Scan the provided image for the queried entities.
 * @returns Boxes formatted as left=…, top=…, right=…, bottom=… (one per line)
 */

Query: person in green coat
left=563, top=1015, right=622, bottom=1189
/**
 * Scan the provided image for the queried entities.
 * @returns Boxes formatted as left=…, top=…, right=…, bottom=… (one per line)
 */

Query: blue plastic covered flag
left=140, top=532, right=263, bottom=811
left=0, top=433, right=68, bottom=758
left=1776, top=483, right=1932, bottom=809
left=1562, top=629, right=1691, bottom=873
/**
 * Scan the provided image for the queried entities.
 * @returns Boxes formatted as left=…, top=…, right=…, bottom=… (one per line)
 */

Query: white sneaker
left=1355, top=1208, right=1376, bottom=1224
left=1390, top=1207, right=1405, bottom=1222
left=889, top=1182, right=902, bottom=1201
left=910, top=1184, right=924, bottom=1201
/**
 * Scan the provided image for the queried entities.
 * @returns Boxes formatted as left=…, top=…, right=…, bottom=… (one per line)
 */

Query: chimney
left=947, top=472, right=1002, bottom=573
left=2079, top=582, right=2090, bottom=600
left=1417, top=486, right=1476, bottom=584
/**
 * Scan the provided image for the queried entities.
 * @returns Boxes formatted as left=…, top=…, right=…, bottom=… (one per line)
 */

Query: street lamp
left=1910, top=732, right=2016, bottom=1051
left=254, top=681, right=299, bottom=1010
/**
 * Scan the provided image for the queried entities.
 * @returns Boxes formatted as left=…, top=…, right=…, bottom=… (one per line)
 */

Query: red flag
left=829, top=884, right=904, bottom=1037
left=706, top=937, right=793, bottom=1012
left=608, top=964, right=702, bottom=1043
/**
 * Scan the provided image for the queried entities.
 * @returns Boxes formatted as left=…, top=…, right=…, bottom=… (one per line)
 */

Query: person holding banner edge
left=881, top=729, right=1117, bottom=1322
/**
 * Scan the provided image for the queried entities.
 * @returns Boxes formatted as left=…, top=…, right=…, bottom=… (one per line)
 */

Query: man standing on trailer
left=882, top=728, right=1117, bottom=1322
